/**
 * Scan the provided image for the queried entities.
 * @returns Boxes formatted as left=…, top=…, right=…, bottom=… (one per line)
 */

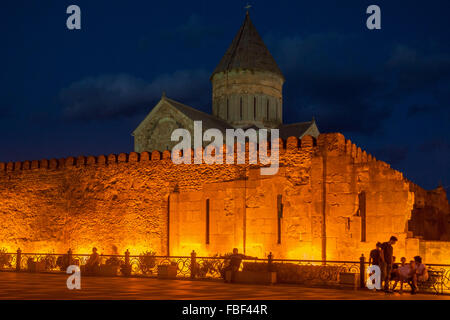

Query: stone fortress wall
left=1, top=133, right=449, bottom=263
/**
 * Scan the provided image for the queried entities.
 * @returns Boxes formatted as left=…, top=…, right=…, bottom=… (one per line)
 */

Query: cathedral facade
left=132, top=13, right=319, bottom=153
left=0, top=14, right=449, bottom=264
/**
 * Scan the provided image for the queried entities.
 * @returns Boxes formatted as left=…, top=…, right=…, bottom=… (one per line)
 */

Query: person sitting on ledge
left=222, top=248, right=257, bottom=283
left=85, top=247, right=100, bottom=274
left=390, top=256, right=400, bottom=290
left=412, top=256, right=429, bottom=294
left=393, top=257, right=408, bottom=292
left=398, top=260, right=416, bottom=294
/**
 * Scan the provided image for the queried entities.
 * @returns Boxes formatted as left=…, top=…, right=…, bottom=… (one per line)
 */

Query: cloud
left=417, top=138, right=450, bottom=191
left=0, top=106, right=9, bottom=118
left=390, top=45, right=450, bottom=121
left=266, top=33, right=392, bottom=134
left=159, top=14, right=224, bottom=48
left=60, top=70, right=211, bottom=121
left=407, top=104, right=449, bottom=119
left=387, top=45, right=450, bottom=93
left=265, top=34, right=450, bottom=135
left=419, top=139, right=450, bottom=153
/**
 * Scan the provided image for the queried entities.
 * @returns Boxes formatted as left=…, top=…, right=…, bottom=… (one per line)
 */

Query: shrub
left=43, top=254, right=57, bottom=270
left=105, top=256, right=121, bottom=267
left=26, top=257, right=35, bottom=271
left=56, top=254, right=70, bottom=271
left=273, top=263, right=341, bottom=284
left=139, top=251, right=157, bottom=274
left=242, top=262, right=269, bottom=273
left=0, top=248, right=12, bottom=269
left=242, top=262, right=341, bottom=284
left=196, top=255, right=223, bottom=278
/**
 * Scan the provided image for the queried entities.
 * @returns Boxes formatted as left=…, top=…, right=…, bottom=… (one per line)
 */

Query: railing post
left=268, top=252, right=273, bottom=272
left=190, top=250, right=197, bottom=279
left=359, top=254, right=365, bottom=289
left=123, top=249, right=131, bottom=276
left=16, top=248, right=22, bottom=272
left=68, top=248, right=73, bottom=267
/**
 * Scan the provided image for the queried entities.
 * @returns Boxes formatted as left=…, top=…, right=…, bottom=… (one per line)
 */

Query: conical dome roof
left=211, top=13, right=284, bottom=79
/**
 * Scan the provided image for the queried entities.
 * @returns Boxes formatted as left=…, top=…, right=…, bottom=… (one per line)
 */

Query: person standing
left=369, top=242, right=383, bottom=267
left=380, top=236, right=398, bottom=292
left=368, top=242, right=383, bottom=290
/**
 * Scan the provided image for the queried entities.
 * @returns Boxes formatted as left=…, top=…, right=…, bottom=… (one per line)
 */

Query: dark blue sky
left=1, top=0, right=449, bottom=192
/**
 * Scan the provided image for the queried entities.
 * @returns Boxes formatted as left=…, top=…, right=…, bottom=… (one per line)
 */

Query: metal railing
left=1, top=248, right=449, bottom=294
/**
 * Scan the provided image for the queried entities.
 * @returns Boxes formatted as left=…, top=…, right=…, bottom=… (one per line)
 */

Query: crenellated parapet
left=315, top=133, right=415, bottom=185
left=0, top=135, right=319, bottom=175
left=0, top=132, right=431, bottom=192
left=0, top=132, right=424, bottom=192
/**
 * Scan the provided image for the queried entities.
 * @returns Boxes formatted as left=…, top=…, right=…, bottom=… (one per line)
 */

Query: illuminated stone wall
left=168, top=133, right=450, bottom=261
left=1, top=133, right=449, bottom=263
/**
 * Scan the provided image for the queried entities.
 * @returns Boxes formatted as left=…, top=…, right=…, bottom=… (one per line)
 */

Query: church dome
left=211, top=12, right=284, bottom=79
left=211, top=13, right=285, bottom=129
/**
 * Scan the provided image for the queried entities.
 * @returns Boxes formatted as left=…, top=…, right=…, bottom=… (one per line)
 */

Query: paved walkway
left=0, top=271, right=448, bottom=300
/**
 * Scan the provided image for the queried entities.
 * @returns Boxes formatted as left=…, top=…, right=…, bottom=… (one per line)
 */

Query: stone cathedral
left=1, top=14, right=449, bottom=264
left=132, top=13, right=319, bottom=152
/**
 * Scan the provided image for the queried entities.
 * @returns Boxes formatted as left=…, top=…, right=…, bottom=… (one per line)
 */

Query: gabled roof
left=278, top=120, right=320, bottom=140
left=211, top=13, right=284, bottom=79
left=132, top=96, right=232, bottom=135
left=163, top=97, right=232, bottom=132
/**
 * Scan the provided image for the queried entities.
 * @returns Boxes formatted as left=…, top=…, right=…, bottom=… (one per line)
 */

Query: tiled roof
left=211, top=13, right=284, bottom=79
left=164, top=97, right=233, bottom=132
left=278, top=121, right=318, bottom=140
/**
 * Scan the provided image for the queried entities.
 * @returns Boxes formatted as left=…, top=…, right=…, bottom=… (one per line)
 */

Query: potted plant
left=43, top=254, right=57, bottom=271
left=99, top=256, right=121, bottom=276
left=157, top=261, right=178, bottom=279
left=138, top=251, right=157, bottom=275
left=0, top=248, right=12, bottom=269
left=339, top=272, right=360, bottom=289
left=27, top=257, right=45, bottom=272
left=56, top=254, right=70, bottom=271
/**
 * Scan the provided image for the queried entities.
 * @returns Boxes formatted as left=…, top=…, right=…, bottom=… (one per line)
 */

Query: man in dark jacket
left=222, top=248, right=257, bottom=282
left=380, top=236, right=398, bottom=292
left=369, top=242, right=383, bottom=267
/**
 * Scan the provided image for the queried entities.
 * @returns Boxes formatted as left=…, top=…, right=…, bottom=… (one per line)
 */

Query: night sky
left=1, top=0, right=449, bottom=193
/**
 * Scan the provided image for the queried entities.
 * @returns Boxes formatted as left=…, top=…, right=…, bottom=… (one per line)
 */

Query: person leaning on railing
left=220, top=248, right=257, bottom=282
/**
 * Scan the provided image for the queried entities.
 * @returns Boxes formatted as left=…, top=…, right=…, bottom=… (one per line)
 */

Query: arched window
left=206, top=199, right=210, bottom=245
left=276, top=100, right=279, bottom=120
left=240, top=97, right=243, bottom=120
left=359, top=191, right=366, bottom=242
left=277, top=195, right=283, bottom=244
